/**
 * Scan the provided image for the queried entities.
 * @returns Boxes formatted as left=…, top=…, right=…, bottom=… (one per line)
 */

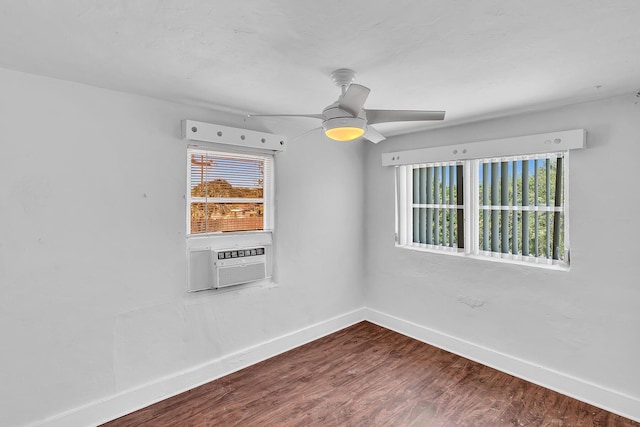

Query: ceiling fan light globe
left=323, top=116, right=366, bottom=141
left=325, top=126, right=365, bottom=141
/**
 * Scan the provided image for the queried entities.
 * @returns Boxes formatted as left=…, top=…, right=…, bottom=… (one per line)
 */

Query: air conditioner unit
left=211, top=247, right=268, bottom=289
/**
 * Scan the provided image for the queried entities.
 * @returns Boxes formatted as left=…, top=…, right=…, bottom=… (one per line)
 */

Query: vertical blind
left=411, top=162, right=465, bottom=249
left=188, top=149, right=273, bottom=235
left=478, top=153, right=565, bottom=261
left=398, top=151, right=568, bottom=267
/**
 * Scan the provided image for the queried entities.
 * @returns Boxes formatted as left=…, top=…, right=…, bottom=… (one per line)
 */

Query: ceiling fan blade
left=292, top=126, right=323, bottom=141
left=365, top=109, right=445, bottom=125
left=338, top=84, right=371, bottom=117
left=363, top=126, right=385, bottom=144
left=248, top=114, right=324, bottom=120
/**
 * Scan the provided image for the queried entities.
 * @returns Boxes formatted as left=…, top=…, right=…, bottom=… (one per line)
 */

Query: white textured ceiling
left=1, top=1, right=639, bottom=136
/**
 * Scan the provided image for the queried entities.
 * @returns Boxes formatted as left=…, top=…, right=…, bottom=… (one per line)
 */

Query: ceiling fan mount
left=330, top=68, right=358, bottom=91
left=249, top=69, right=445, bottom=144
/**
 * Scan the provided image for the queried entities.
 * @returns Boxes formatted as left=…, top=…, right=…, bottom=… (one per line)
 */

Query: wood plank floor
left=101, top=321, right=639, bottom=426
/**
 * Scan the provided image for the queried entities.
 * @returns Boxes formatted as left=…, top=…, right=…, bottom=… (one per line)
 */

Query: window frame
left=396, top=151, right=571, bottom=270
left=398, top=161, right=468, bottom=253
left=186, top=147, right=275, bottom=237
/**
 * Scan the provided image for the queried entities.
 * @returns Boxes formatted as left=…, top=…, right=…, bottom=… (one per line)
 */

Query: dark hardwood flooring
left=101, top=321, right=639, bottom=426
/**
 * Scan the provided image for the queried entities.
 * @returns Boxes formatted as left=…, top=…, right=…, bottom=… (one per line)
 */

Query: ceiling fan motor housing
left=322, top=101, right=358, bottom=118
left=322, top=104, right=366, bottom=132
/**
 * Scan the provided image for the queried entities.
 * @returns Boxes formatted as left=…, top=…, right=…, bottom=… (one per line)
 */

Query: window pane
left=191, top=180, right=263, bottom=198
left=190, top=154, right=264, bottom=199
left=477, top=153, right=566, bottom=262
left=190, top=202, right=264, bottom=234
left=188, top=149, right=272, bottom=235
left=410, top=162, right=463, bottom=250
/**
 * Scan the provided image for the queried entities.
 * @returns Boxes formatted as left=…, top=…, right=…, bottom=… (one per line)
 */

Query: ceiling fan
left=248, top=68, right=445, bottom=143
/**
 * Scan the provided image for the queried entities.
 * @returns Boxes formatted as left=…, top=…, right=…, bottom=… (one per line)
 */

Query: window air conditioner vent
left=211, top=247, right=267, bottom=288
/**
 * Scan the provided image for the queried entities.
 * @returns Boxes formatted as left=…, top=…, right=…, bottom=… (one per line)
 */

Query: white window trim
left=389, top=129, right=585, bottom=271
left=186, top=147, right=275, bottom=237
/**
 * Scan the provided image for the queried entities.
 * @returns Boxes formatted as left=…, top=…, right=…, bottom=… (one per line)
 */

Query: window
left=397, top=151, right=570, bottom=269
left=187, top=148, right=273, bottom=235
left=477, top=154, right=566, bottom=261
left=410, top=162, right=465, bottom=251
left=183, top=121, right=285, bottom=292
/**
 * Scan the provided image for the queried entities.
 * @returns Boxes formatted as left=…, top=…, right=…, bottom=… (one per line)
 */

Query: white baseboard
left=363, top=307, right=640, bottom=423
left=34, top=308, right=366, bottom=427
left=33, top=307, right=640, bottom=426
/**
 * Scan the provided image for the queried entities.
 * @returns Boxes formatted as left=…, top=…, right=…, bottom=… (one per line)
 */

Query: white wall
left=364, top=94, right=640, bottom=417
left=0, top=68, right=364, bottom=427
left=2, top=64, right=638, bottom=425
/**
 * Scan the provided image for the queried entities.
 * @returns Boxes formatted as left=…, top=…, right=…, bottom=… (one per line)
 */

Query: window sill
left=396, top=244, right=570, bottom=272
left=187, top=229, right=273, bottom=239
left=187, top=230, right=273, bottom=250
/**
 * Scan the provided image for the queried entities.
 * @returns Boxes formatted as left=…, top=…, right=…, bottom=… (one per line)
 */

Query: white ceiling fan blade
left=365, top=109, right=445, bottom=125
left=292, top=126, right=323, bottom=141
left=248, top=114, right=324, bottom=120
left=363, top=126, right=385, bottom=144
left=338, top=84, right=370, bottom=117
